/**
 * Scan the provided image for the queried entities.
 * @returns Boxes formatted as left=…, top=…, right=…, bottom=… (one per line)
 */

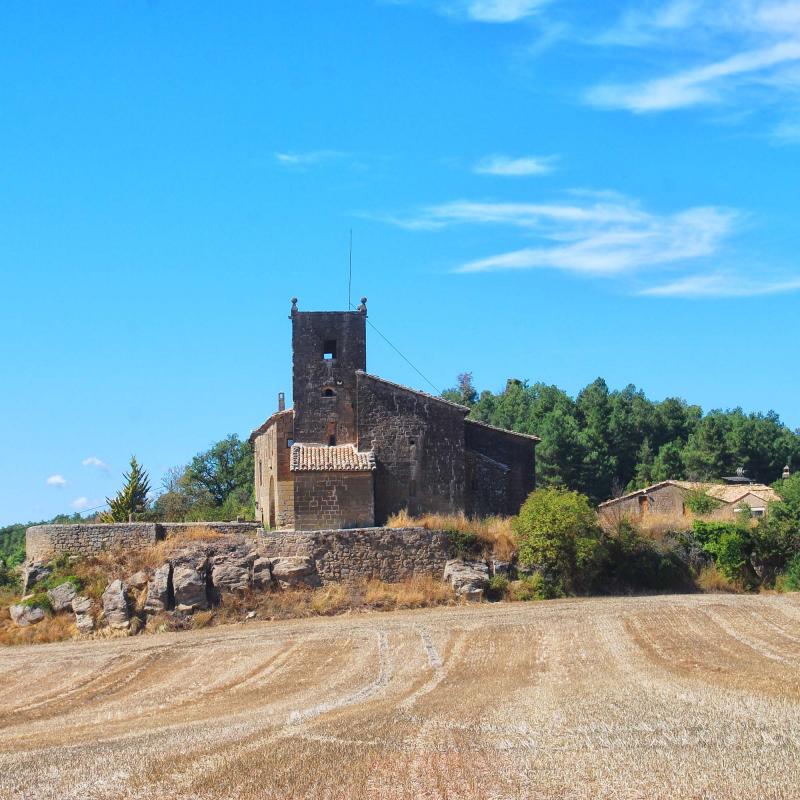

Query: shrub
left=601, top=518, right=693, bottom=593
left=22, top=593, right=52, bottom=613
left=777, top=554, right=800, bottom=592
left=507, top=574, right=562, bottom=601
left=692, top=520, right=756, bottom=587
left=0, top=559, right=19, bottom=591
left=444, top=528, right=479, bottom=556
left=43, top=573, right=83, bottom=593
left=684, top=488, right=722, bottom=517
left=486, top=575, right=509, bottom=600
left=387, top=511, right=516, bottom=559
left=513, top=489, right=605, bottom=594
left=696, top=564, right=739, bottom=593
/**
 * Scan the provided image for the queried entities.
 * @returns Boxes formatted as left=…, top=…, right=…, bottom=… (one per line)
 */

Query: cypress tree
left=102, top=456, right=151, bottom=522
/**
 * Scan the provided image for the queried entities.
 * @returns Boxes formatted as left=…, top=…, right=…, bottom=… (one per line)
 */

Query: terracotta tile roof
left=290, top=443, right=376, bottom=472
left=599, top=480, right=780, bottom=508
left=704, top=483, right=780, bottom=504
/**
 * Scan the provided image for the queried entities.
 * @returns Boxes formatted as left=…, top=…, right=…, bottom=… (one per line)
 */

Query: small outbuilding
left=599, top=479, right=781, bottom=520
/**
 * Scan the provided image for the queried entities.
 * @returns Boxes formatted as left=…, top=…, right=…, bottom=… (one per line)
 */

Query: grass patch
left=386, top=511, right=516, bottom=559
left=696, top=564, right=740, bottom=593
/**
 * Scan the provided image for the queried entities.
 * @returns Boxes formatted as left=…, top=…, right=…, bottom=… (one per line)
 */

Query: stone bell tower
left=290, top=296, right=367, bottom=445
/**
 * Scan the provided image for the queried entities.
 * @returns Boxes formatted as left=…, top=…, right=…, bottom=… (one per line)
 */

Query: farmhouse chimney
left=278, top=392, right=285, bottom=412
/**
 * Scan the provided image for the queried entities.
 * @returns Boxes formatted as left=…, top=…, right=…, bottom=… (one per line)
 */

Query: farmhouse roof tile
left=599, top=479, right=780, bottom=508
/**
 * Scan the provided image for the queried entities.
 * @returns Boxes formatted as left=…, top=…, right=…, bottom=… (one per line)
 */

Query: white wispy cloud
left=588, top=1, right=800, bottom=121
left=71, top=497, right=99, bottom=512
left=82, top=456, right=109, bottom=471
left=639, top=273, right=800, bottom=297
left=46, top=474, right=67, bottom=487
left=274, top=150, right=347, bottom=168
left=459, top=0, right=552, bottom=22
left=587, top=39, right=800, bottom=113
left=386, top=195, right=739, bottom=274
left=473, top=154, right=557, bottom=176
left=381, top=191, right=800, bottom=296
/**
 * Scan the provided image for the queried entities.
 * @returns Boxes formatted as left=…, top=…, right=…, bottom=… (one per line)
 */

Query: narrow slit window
left=323, top=339, right=337, bottom=360
left=326, top=420, right=336, bottom=447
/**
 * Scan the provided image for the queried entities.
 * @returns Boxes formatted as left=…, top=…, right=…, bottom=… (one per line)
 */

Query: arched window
left=322, top=388, right=336, bottom=398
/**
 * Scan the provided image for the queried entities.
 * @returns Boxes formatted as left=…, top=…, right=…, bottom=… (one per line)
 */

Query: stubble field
left=1, top=593, right=800, bottom=799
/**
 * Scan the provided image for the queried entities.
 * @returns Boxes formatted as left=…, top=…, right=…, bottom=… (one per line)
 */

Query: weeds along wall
left=25, top=523, right=455, bottom=585
left=259, top=526, right=456, bottom=583
left=26, top=522, right=262, bottom=562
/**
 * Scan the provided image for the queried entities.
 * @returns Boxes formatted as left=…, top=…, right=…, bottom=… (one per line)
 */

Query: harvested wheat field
left=2, top=594, right=800, bottom=799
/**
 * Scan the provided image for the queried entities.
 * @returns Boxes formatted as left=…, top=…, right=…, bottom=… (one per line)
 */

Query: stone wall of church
left=292, top=471, right=374, bottom=530
left=356, top=373, right=467, bottom=524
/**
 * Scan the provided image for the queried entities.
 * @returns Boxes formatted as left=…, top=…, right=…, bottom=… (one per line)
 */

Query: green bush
left=508, top=573, right=563, bottom=601
left=22, top=593, right=52, bottom=613
left=43, top=573, right=83, bottom=593
left=777, top=554, right=800, bottom=592
left=601, top=519, right=693, bottom=593
left=444, top=528, right=480, bottom=556
left=486, top=575, right=509, bottom=600
left=513, top=488, right=605, bottom=594
left=692, top=520, right=756, bottom=586
left=684, top=488, right=722, bottom=516
left=0, top=558, right=19, bottom=591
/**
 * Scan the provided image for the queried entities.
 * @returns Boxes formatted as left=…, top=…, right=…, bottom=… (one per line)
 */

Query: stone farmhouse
left=250, top=298, right=539, bottom=531
left=599, top=476, right=782, bottom=521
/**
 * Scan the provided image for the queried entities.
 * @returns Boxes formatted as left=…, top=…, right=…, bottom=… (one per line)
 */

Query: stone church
left=251, top=298, right=538, bottom=530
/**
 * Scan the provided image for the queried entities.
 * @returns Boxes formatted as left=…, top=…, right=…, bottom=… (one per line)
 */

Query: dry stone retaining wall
left=26, top=522, right=261, bottom=562
left=27, top=522, right=458, bottom=587
left=26, top=524, right=160, bottom=562
left=258, top=526, right=456, bottom=584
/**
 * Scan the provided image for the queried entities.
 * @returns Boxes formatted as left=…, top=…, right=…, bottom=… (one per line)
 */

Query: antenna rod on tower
left=348, top=229, right=353, bottom=309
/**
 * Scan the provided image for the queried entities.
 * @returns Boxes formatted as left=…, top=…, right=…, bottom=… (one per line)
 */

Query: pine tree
left=102, top=456, right=152, bottom=522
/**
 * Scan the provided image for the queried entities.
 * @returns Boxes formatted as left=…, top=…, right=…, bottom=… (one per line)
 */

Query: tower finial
left=289, top=297, right=298, bottom=318
left=357, top=296, right=367, bottom=314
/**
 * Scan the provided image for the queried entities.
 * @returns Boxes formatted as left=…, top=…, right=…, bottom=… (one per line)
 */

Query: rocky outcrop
left=252, top=557, right=273, bottom=590
left=172, top=564, right=208, bottom=612
left=143, top=564, right=172, bottom=614
left=47, top=582, right=77, bottom=613
left=270, top=556, right=320, bottom=589
left=490, top=559, right=513, bottom=578
left=72, top=595, right=94, bottom=634
left=210, top=542, right=257, bottom=594
left=10, top=604, right=45, bottom=627
left=128, top=571, right=149, bottom=590
left=444, top=559, right=489, bottom=601
left=20, top=562, right=51, bottom=594
left=102, top=580, right=130, bottom=630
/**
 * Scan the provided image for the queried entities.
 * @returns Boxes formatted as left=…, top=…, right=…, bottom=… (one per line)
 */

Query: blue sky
left=2, top=0, right=799, bottom=525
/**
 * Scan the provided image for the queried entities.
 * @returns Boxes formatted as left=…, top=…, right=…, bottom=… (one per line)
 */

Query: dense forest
left=3, top=375, right=798, bottom=570
left=443, top=374, right=800, bottom=505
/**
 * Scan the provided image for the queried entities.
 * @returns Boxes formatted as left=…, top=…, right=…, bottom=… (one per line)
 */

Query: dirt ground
left=1, top=593, right=800, bottom=799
